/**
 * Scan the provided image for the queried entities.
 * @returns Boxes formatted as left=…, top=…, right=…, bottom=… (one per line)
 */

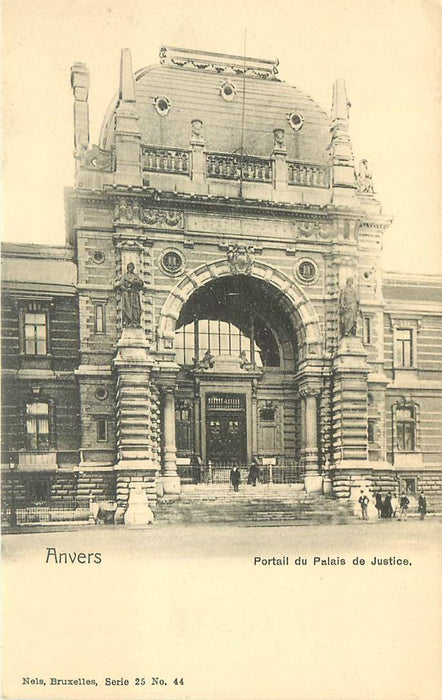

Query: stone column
left=300, top=387, right=322, bottom=492
left=162, top=387, right=180, bottom=493
left=157, top=363, right=181, bottom=495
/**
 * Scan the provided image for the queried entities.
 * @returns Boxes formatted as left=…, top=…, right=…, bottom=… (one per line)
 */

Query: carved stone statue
left=115, top=262, right=144, bottom=328
left=356, top=159, right=374, bottom=194
left=339, top=277, right=359, bottom=337
left=239, top=350, right=255, bottom=371
left=273, top=128, right=285, bottom=149
left=191, top=119, right=203, bottom=139
left=194, top=350, right=214, bottom=370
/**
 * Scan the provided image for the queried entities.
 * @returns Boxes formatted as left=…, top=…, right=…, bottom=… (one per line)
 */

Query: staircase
left=155, top=484, right=353, bottom=526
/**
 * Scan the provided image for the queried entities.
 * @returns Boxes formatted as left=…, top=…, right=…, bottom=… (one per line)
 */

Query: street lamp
left=9, top=456, right=17, bottom=527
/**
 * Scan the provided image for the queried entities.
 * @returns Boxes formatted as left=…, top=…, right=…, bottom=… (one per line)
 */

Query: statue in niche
left=115, top=262, right=144, bottom=328
left=194, top=350, right=215, bottom=370
left=339, top=277, right=359, bottom=337
left=356, top=159, right=374, bottom=194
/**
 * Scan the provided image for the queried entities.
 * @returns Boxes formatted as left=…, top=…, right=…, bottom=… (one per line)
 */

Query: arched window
left=175, top=319, right=280, bottom=367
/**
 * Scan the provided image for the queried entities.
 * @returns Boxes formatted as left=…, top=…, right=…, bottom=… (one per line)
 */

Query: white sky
left=2, top=0, right=442, bottom=274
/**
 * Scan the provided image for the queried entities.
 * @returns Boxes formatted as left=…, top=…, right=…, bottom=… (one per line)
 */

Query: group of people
left=229, top=462, right=260, bottom=491
left=359, top=489, right=427, bottom=520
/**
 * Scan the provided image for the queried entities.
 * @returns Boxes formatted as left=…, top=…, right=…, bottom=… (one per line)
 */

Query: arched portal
left=157, top=258, right=323, bottom=358
left=156, top=260, right=324, bottom=475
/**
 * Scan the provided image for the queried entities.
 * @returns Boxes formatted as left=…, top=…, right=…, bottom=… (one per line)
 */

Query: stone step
left=155, top=489, right=352, bottom=525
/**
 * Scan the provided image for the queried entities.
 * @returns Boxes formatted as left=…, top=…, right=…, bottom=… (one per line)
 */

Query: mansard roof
left=99, top=46, right=330, bottom=164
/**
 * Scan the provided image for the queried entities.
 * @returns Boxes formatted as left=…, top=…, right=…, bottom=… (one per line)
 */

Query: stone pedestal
left=124, top=484, right=154, bottom=525
left=113, top=327, right=158, bottom=519
left=190, top=128, right=207, bottom=194
left=304, top=474, right=323, bottom=493
left=332, top=336, right=370, bottom=464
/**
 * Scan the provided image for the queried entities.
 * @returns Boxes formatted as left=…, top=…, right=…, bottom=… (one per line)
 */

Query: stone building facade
left=2, top=46, right=442, bottom=514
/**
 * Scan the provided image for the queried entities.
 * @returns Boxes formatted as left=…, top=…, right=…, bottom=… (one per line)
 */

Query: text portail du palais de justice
left=253, top=555, right=412, bottom=566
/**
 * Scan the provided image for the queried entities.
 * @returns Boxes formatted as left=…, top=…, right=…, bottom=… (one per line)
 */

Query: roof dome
left=99, top=46, right=330, bottom=164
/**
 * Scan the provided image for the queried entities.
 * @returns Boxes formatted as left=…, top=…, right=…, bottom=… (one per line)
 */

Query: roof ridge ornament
left=159, top=45, right=279, bottom=80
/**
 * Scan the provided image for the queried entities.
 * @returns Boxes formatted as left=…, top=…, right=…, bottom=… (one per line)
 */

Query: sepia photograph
left=2, top=1, right=442, bottom=698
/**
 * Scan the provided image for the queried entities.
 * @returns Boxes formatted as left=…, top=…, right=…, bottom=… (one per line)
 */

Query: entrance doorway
left=206, top=394, right=247, bottom=465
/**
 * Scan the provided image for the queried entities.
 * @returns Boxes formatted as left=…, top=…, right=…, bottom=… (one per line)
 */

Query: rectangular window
left=24, top=312, right=48, bottom=355
left=27, top=477, right=52, bottom=503
left=94, top=304, right=106, bottom=334
left=363, top=316, right=371, bottom=345
left=368, top=419, right=376, bottom=444
left=96, top=419, right=108, bottom=442
left=395, top=328, right=413, bottom=367
left=396, top=407, right=415, bottom=451
left=26, top=402, right=50, bottom=450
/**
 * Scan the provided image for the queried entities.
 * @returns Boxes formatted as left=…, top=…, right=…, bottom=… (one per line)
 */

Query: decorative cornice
left=159, top=45, right=279, bottom=80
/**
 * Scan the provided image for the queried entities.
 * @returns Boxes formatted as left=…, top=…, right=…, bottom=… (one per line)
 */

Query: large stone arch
left=156, top=259, right=323, bottom=360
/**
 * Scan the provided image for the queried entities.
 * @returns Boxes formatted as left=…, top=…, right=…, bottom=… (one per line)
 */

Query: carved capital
left=299, top=387, right=321, bottom=399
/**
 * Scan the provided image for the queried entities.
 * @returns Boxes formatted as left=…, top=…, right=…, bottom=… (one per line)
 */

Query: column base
left=304, top=474, right=323, bottom=493
left=162, top=474, right=181, bottom=496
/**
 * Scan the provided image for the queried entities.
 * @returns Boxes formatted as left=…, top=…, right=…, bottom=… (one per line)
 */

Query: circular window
left=92, top=250, right=105, bottom=264
left=95, top=386, right=108, bottom=401
left=296, top=259, right=317, bottom=284
left=287, top=111, right=304, bottom=131
left=160, top=249, right=184, bottom=276
left=219, top=81, right=237, bottom=102
left=153, top=96, right=171, bottom=116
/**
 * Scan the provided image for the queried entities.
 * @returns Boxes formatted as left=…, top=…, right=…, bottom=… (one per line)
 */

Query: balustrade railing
left=288, top=161, right=329, bottom=188
left=206, top=153, right=273, bottom=182
left=142, top=146, right=190, bottom=174
left=177, top=462, right=304, bottom=485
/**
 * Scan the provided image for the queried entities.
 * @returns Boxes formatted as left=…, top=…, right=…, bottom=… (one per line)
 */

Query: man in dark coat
left=382, top=492, right=393, bottom=519
left=230, top=466, right=241, bottom=492
left=375, top=489, right=383, bottom=519
left=358, top=491, right=369, bottom=520
left=400, top=493, right=410, bottom=520
left=247, top=461, right=260, bottom=486
left=418, top=492, right=427, bottom=520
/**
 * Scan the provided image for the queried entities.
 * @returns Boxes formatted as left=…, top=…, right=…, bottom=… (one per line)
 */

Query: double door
left=206, top=394, right=247, bottom=465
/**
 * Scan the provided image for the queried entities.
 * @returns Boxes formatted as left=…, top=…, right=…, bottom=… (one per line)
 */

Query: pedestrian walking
left=382, top=492, right=393, bottom=519
left=391, top=494, right=399, bottom=518
left=375, top=489, right=383, bottom=519
left=399, top=493, right=410, bottom=520
left=418, top=492, right=427, bottom=520
left=230, top=466, right=241, bottom=492
left=247, top=461, right=260, bottom=486
left=358, top=491, right=369, bottom=520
